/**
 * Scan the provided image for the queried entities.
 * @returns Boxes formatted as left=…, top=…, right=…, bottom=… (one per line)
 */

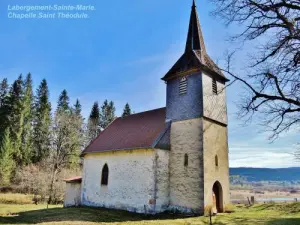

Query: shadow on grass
left=211, top=216, right=300, bottom=225
left=0, top=206, right=197, bottom=224
left=266, top=218, right=300, bottom=225
left=2, top=206, right=300, bottom=225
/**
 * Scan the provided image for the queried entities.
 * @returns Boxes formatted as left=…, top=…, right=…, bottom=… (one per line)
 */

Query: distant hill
left=230, top=167, right=300, bottom=182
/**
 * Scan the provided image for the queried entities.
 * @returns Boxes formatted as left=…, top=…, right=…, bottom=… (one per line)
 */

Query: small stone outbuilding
left=63, top=176, right=82, bottom=207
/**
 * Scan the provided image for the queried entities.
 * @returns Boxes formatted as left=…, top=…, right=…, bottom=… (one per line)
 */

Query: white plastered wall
left=155, top=149, right=170, bottom=212
left=202, top=119, right=230, bottom=211
left=64, top=182, right=81, bottom=207
left=202, top=72, right=230, bottom=211
left=81, top=148, right=170, bottom=214
left=169, top=118, right=204, bottom=214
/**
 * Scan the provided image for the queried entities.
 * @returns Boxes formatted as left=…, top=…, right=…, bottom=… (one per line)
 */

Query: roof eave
left=161, top=67, right=201, bottom=81
left=65, top=180, right=82, bottom=184
left=64, top=176, right=82, bottom=183
left=161, top=66, right=229, bottom=83
left=80, top=147, right=155, bottom=157
left=200, top=65, right=230, bottom=82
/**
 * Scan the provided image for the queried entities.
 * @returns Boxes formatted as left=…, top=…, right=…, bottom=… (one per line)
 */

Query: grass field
left=1, top=202, right=300, bottom=225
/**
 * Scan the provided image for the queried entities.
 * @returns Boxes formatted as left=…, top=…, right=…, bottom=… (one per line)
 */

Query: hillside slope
left=230, top=167, right=300, bottom=182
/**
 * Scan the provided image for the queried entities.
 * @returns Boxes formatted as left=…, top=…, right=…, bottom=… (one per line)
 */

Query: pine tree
left=32, top=79, right=51, bottom=163
left=73, top=99, right=82, bottom=116
left=100, top=100, right=116, bottom=130
left=70, top=99, right=84, bottom=166
left=0, top=78, right=9, bottom=142
left=57, top=89, right=69, bottom=112
left=7, top=75, right=24, bottom=164
left=0, top=78, right=8, bottom=107
left=87, top=102, right=100, bottom=141
left=20, top=73, right=34, bottom=165
left=0, top=129, right=15, bottom=186
left=122, top=103, right=131, bottom=117
left=107, top=100, right=116, bottom=126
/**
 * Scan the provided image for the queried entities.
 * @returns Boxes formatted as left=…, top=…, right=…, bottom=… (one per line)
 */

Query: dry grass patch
left=224, top=203, right=235, bottom=213
left=0, top=193, right=34, bottom=205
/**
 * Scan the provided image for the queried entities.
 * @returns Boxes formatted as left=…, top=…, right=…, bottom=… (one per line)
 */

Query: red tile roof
left=64, top=176, right=82, bottom=183
left=81, top=108, right=167, bottom=155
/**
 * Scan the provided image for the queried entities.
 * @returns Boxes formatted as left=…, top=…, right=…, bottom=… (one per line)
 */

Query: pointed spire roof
left=162, top=0, right=228, bottom=82
left=185, top=0, right=206, bottom=54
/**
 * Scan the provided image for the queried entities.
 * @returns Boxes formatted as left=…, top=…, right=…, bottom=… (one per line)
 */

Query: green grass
left=0, top=203, right=300, bottom=225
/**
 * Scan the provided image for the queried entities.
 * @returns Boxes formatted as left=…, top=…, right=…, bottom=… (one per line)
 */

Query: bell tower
left=162, top=0, right=230, bottom=214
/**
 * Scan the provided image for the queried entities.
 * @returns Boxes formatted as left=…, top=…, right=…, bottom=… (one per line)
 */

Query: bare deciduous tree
left=47, top=110, right=83, bottom=205
left=14, top=163, right=81, bottom=204
left=211, top=0, right=300, bottom=139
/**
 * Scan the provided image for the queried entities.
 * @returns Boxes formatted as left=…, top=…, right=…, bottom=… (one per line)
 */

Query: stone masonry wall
left=169, top=118, right=204, bottom=214
left=203, top=118, right=230, bottom=211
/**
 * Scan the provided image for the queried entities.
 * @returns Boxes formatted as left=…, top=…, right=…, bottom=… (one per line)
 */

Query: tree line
left=0, top=74, right=132, bottom=190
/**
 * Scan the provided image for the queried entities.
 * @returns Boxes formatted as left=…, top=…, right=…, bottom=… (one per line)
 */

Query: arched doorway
left=212, top=181, right=223, bottom=213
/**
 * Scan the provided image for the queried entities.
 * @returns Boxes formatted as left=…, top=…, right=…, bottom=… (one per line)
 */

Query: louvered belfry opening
left=179, top=77, right=188, bottom=95
left=212, top=79, right=217, bottom=95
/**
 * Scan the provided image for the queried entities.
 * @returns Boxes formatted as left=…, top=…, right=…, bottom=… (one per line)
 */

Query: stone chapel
left=64, top=0, right=230, bottom=215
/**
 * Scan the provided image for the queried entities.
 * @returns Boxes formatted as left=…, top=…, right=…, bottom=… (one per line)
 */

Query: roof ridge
left=80, top=117, right=119, bottom=156
left=120, top=107, right=166, bottom=118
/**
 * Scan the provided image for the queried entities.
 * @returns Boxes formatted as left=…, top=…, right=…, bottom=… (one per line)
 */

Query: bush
left=12, top=164, right=81, bottom=204
left=0, top=186, right=13, bottom=193
left=224, top=204, right=234, bottom=213
left=13, top=164, right=50, bottom=200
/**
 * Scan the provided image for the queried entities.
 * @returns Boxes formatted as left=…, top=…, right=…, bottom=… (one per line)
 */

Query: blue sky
left=0, top=0, right=299, bottom=168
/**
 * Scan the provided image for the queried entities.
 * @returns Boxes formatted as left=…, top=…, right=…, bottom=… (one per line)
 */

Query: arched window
left=101, top=164, right=109, bottom=186
left=184, top=154, right=188, bottom=167
left=215, top=155, right=218, bottom=167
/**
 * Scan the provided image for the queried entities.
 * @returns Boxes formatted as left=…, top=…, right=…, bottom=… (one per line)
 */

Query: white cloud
left=229, top=145, right=299, bottom=168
